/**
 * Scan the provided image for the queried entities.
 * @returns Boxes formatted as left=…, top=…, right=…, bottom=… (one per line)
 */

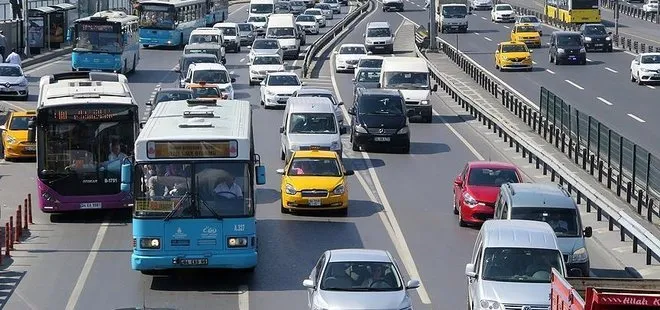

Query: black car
left=146, top=88, right=193, bottom=117
left=579, top=24, right=613, bottom=52
left=349, top=88, right=412, bottom=153
left=175, top=54, right=219, bottom=88
left=548, top=31, right=587, bottom=65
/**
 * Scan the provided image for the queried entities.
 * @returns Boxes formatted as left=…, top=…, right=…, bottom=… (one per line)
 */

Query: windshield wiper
left=195, top=192, right=223, bottom=220
left=164, top=191, right=191, bottom=221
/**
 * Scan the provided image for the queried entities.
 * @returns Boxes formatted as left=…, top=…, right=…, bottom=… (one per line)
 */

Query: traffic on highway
left=0, top=0, right=659, bottom=309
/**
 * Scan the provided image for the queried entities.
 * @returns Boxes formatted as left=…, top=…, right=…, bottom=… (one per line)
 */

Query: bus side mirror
left=120, top=160, right=133, bottom=192
left=376, top=83, right=381, bottom=88
left=256, top=165, right=266, bottom=185
left=139, top=121, right=146, bottom=129
left=231, top=78, right=236, bottom=83
left=432, top=84, right=438, bottom=92
left=27, top=120, right=35, bottom=143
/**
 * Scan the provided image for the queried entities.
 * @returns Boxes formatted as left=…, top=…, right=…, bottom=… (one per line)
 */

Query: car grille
left=405, top=100, right=419, bottom=105
left=277, top=93, right=292, bottom=97
left=299, top=146, right=330, bottom=151
left=501, top=14, right=511, bottom=17
left=368, top=127, right=397, bottom=135
left=346, top=59, right=358, bottom=65
left=372, top=41, right=386, bottom=45
left=503, top=304, right=548, bottom=310
left=301, top=190, right=329, bottom=198
left=507, top=57, right=526, bottom=62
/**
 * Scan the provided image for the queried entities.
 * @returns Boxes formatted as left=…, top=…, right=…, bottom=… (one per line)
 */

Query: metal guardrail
left=301, top=0, right=373, bottom=78
left=601, top=0, right=660, bottom=24
left=413, top=32, right=660, bottom=266
left=511, top=5, right=660, bottom=55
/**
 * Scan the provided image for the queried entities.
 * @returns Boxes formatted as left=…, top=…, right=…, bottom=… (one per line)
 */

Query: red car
left=453, top=161, right=522, bottom=226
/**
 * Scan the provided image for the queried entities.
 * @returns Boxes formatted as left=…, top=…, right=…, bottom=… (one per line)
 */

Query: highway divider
left=511, top=5, right=660, bottom=55
left=1, top=193, right=33, bottom=266
left=302, top=0, right=375, bottom=78
left=414, top=33, right=660, bottom=267
left=601, top=0, right=660, bottom=24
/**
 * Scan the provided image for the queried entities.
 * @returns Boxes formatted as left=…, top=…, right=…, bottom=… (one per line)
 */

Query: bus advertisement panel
left=138, top=0, right=207, bottom=48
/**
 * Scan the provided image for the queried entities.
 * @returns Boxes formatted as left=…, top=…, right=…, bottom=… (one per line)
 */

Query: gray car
left=293, top=88, right=344, bottom=125
left=290, top=0, right=307, bottom=14
left=238, top=23, right=256, bottom=46
left=352, top=68, right=381, bottom=97
left=303, top=249, right=420, bottom=310
left=249, top=38, right=284, bottom=62
left=0, top=64, right=29, bottom=100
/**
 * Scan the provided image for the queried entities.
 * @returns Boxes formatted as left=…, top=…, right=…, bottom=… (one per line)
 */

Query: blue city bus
left=131, top=98, right=266, bottom=274
left=206, top=0, right=229, bottom=26
left=71, top=11, right=140, bottom=73
left=137, top=0, right=208, bottom=48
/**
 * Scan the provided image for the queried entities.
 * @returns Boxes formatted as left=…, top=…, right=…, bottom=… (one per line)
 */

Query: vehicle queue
left=0, top=0, right=651, bottom=309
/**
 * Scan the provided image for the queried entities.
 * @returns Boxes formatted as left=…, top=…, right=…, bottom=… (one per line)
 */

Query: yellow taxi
left=495, top=41, right=533, bottom=72
left=1, top=110, right=36, bottom=160
left=510, top=23, right=542, bottom=48
left=276, top=148, right=354, bottom=216
left=186, top=82, right=228, bottom=99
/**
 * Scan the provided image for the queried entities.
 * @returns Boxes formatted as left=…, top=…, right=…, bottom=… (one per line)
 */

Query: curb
left=625, top=267, right=644, bottom=278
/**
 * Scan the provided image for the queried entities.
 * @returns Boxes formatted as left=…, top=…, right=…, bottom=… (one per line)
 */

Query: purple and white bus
left=35, top=72, right=139, bottom=213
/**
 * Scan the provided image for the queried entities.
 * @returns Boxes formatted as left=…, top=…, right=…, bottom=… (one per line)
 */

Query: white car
left=643, top=0, right=659, bottom=12
left=515, top=15, right=542, bottom=35
left=213, top=22, right=241, bottom=52
left=0, top=64, right=28, bottom=100
left=315, top=3, right=334, bottom=20
left=249, top=38, right=283, bottom=62
left=334, top=43, right=367, bottom=72
left=260, top=71, right=305, bottom=108
left=321, top=0, right=341, bottom=13
left=354, top=55, right=383, bottom=79
left=249, top=54, right=286, bottom=85
left=185, top=63, right=236, bottom=99
left=491, top=4, right=516, bottom=23
left=247, top=15, right=268, bottom=36
left=296, top=14, right=320, bottom=34
left=304, top=8, right=327, bottom=27
left=630, top=53, right=660, bottom=85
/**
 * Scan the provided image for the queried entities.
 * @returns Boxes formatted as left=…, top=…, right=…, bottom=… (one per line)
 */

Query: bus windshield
left=134, top=162, right=253, bottom=218
left=37, top=106, right=136, bottom=196
left=75, top=23, right=123, bottom=53
left=383, top=72, right=429, bottom=89
left=250, top=3, right=274, bottom=14
left=139, top=5, right=176, bottom=30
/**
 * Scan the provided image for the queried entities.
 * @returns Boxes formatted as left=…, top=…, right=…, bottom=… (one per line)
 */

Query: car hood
left=288, top=133, right=339, bottom=147
left=358, top=114, right=406, bottom=129
left=465, top=185, right=500, bottom=204
left=398, top=89, right=430, bottom=101
left=253, top=48, right=281, bottom=55
left=502, top=51, right=531, bottom=58
left=4, top=129, right=28, bottom=140
left=312, top=15, right=325, bottom=20
left=355, top=81, right=380, bottom=89
left=479, top=280, right=550, bottom=306
left=556, top=44, right=583, bottom=49
left=495, top=10, right=514, bottom=15
left=337, top=54, right=366, bottom=62
left=277, top=38, right=298, bottom=46
left=0, top=76, right=26, bottom=84
left=286, top=175, right=343, bottom=190
left=556, top=236, right=585, bottom=256
left=266, top=85, right=302, bottom=94
left=639, top=63, right=660, bottom=71
left=251, top=64, right=285, bottom=72
left=239, top=31, right=253, bottom=36
left=317, top=290, right=408, bottom=310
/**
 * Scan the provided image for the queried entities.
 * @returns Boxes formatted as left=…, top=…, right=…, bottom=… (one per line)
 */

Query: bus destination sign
left=79, top=23, right=115, bottom=32
left=147, top=141, right=238, bottom=159
left=52, top=107, right=130, bottom=121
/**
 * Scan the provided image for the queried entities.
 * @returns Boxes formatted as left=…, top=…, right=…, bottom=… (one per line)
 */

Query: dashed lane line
left=483, top=36, right=492, bottom=41
left=605, top=67, right=618, bottom=73
left=597, top=97, right=614, bottom=106
left=564, top=79, right=584, bottom=90
left=545, top=69, right=556, bottom=74
left=628, top=113, right=646, bottom=123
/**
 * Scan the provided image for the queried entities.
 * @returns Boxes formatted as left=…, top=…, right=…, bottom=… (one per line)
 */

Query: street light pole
left=614, top=0, right=619, bottom=37
left=428, top=0, right=437, bottom=51
left=22, top=0, right=30, bottom=57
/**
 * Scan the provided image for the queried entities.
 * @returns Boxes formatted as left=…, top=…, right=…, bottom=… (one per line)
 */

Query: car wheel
left=554, top=56, right=561, bottom=65
left=630, top=71, right=636, bottom=82
left=281, top=148, right=285, bottom=160
left=458, top=205, right=467, bottom=227
left=453, top=191, right=459, bottom=214
left=280, top=202, right=289, bottom=213
left=351, top=140, right=359, bottom=151
left=637, top=72, right=644, bottom=85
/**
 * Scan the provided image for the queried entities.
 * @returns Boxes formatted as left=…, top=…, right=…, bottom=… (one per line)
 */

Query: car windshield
left=383, top=72, right=428, bottom=89
left=297, top=93, right=336, bottom=104
left=0, top=66, right=22, bottom=77
left=511, top=207, right=581, bottom=237
left=189, top=34, right=221, bottom=44
left=185, top=48, right=219, bottom=56
left=297, top=15, right=316, bottom=22
left=248, top=16, right=267, bottom=22
left=323, top=0, right=337, bottom=3
left=288, top=113, right=337, bottom=134
left=9, top=116, right=34, bottom=130
left=316, top=4, right=331, bottom=9
left=358, top=58, right=383, bottom=68
left=501, top=44, right=527, bottom=53
left=191, top=87, right=221, bottom=98
left=518, top=16, right=539, bottom=23
left=181, top=57, right=218, bottom=75
left=481, top=248, right=563, bottom=283
left=442, top=5, right=467, bottom=17
left=268, top=74, right=300, bottom=86
left=254, top=56, right=282, bottom=65
left=516, top=26, right=537, bottom=33
left=291, top=1, right=305, bottom=5
left=192, top=69, right=230, bottom=84
left=557, top=35, right=582, bottom=46
left=359, top=95, right=404, bottom=115
left=641, top=55, right=660, bottom=64
left=306, top=10, right=321, bottom=15
left=218, top=27, right=237, bottom=36
left=367, top=28, right=390, bottom=37
left=584, top=26, right=606, bottom=35
left=340, top=46, right=366, bottom=54
left=267, top=27, right=295, bottom=38
left=254, top=40, right=279, bottom=49
left=238, top=24, right=253, bottom=31
left=155, top=91, right=193, bottom=106
left=357, top=70, right=381, bottom=82
left=320, top=262, right=403, bottom=291
left=288, top=157, right=341, bottom=176
left=467, top=167, right=519, bottom=187
left=496, top=4, right=512, bottom=10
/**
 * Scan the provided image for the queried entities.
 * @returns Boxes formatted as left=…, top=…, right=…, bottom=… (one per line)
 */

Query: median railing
left=415, top=30, right=660, bottom=266
left=601, top=0, right=660, bottom=24
left=302, top=0, right=374, bottom=78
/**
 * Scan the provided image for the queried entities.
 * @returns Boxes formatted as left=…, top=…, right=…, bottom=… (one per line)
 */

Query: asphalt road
left=0, top=1, right=640, bottom=309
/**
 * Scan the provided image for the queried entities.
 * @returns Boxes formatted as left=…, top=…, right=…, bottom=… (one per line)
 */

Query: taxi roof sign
left=186, top=98, right=218, bottom=106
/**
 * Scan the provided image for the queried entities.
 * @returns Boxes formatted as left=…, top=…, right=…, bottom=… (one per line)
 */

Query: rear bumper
left=584, top=42, right=612, bottom=51
left=132, top=252, right=257, bottom=270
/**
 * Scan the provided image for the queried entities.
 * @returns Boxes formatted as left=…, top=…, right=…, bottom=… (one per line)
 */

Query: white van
left=379, top=57, right=438, bottom=123
left=248, top=0, right=275, bottom=17
left=266, top=14, right=300, bottom=60
left=213, top=22, right=241, bottom=52
left=280, top=97, right=345, bottom=162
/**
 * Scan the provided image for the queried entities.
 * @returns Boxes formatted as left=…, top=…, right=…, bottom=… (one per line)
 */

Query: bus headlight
left=140, top=238, right=161, bottom=249
left=228, top=237, right=248, bottom=247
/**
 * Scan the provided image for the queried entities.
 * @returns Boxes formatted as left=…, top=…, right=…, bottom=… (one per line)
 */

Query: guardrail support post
left=626, top=181, right=632, bottom=203
left=586, top=198, right=592, bottom=213
left=574, top=144, right=579, bottom=165
left=543, top=162, right=547, bottom=175
left=582, top=149, right=587, bottom=170
left=621, top=226, right=626, bottom=241
left=535, top=157, right=540, bottom=169
left=4, top=223, right=9, bottom=257
left=598, top=161, right=604, bottom=182
left=567, top=137, right=572, bottom=157
left=608, top=214, right=614, bottom=231
left=646, top=251, right=652, bottom=265
left=551, top=169, right=556, bottom=182
left=633, top=236, right=638, bottom=253
left=597, top=205, right=602, bottom=221
left=616, top=174, right=622, bottom=196
left=8, top=217, right=13, bottom=250
left=28, top=193, right=33, bottom=224
left=607, top=167, right=612, bottom=189
left=23, top=199, right=28, bottom=230
left=648, top=199, right=654, bottom=222
left=637, top=190, right=644, bottom=214
left=576, top=191, right=581, bottom=204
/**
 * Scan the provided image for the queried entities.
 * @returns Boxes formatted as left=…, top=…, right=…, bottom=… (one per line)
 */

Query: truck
left=435, top=0, right=469, bottom=33
left=551, top=268, right=660, bottom=310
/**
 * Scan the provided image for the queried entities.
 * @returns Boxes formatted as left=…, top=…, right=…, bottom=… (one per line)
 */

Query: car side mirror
left=145, top=101, right=152, bottom=106
left=495, top=50, right=499, bottom=53
left=260, top=81, right=266, bottom=86
left=405, top=279, right=420, bottom=289
left=351, top=78, right=355, bottom=82
left=276, top=168, right=285, bottom=175
left=302, top=279, right=314, bottom=288
left=279, top=126, right=285, bottom=133
left=333, top=50, right=338, bottom=54
left=173, top=67, right=180, bottom=72
left=432, top=84, right=438, bottom=92
left=454, top=175, right=463, bottom=186
left=338, top=101, right=344, bottom=105
left=247, top=45, right=252, bottom=49
left=406, top=110, right=414, bottom=117
left=301, top=82, right=306, bottom=86
left=583, top=226, right=593, bottom=238
left=465, top=263, right=477, bottom=278
left=0, top=125, right=5, bottom=131
left=529, top=50, right=533, bottom=53
left=139, top=121, right=147, bottom=129
left=348, top=107, right=356, bottom=115
left=340, top=126, right=347, bottom=135
left=344, top=169, right=354, bottom=176
left=366, top=51, right=373, bottom=55
left=568, top=268, right=583, bottom=277
left=633, top=60, right=639, bottom=65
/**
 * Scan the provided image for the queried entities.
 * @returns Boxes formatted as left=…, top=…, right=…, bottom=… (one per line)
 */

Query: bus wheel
left=179, top=34, right=185, bottom=49
left=132, top=56, right=137, bottom=72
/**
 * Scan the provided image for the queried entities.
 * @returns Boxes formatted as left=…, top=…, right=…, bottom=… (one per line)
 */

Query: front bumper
left=366, top=42, right=393, bottom=53
left=132, top=251, right=257, bottom=270
left=638, top=70, right=660, bottom=82
left=264, top=94, right=291, bottom=107
left=584, top=41, right=612, bottom=51
left=460, top=202, right=494, bottom=224
left=282, top=192, right=348, bottom=211
left=441, top=24, right=469, bottom=32
left=406, top=104, right=432, bottom=118
left=494, top=15, right=515, bottom=22
left=140, top=37, right=178, bottom=46
left=2, top=142, right=35, bottom=159
left=556, top=53, right=586, bottom=63
left=336, top=61, right=358, bottom=71
left=0, top=85, right=28, bottom=97
left=352, top=131, right=410, bottom=150
left=472, top=4, right=492, bottom=10
left=301, top=25, right=319, bottom=34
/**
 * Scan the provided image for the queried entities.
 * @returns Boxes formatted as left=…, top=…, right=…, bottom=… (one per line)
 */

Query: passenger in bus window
left=214, top=175, right=243, bottom=199
left=108, top=139, right=127, bottom=161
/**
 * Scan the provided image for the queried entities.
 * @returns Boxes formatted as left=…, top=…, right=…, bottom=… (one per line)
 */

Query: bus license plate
left=308, top=199, right=321, bottom=206
left=179, top=258, right=208, bottom=266
left=80, top=202, right=102, bottom=209
left=374, top=137, right=390, bottom=142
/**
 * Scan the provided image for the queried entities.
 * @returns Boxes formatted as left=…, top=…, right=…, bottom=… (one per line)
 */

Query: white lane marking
left=545, top=69, right=555, bottom=74
left=473, top=32, right=480, bottom=35
left=597, top=97, right=614, bottom=106
left=240, top=58, right=245, bottom=62
left=586, top=58, right=592, bottom=62
left=330, top=52, right=432, bottom=305
left=502, top=25, right=510, bottom=29
left=532, top=61, right=537, bottom=64
left=628, top=113, right=646, bottom=123
left=483, top=37, right=492, bottom=41
left=64, top=219, right=111, bottom=310
left=238, top=285, right=249, bottom=310
left=0, top=100, right=26, bottom=111
left=623, top=50, right=637, bottom=56
left=564, top=79, right=584, bottom=90
left=480, top=16, right=486, bottom=20
left=647, top=85, right=656, bottom=89
left=605, top=67, right=618, bottom=73
left=229, top=3, right=249, bottom=16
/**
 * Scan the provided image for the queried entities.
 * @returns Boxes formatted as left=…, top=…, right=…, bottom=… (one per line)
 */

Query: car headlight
left=480, top=299, right=500, bottom=309
left=641, top=68, right=651, bottom=72
left=266, top=89, right=275, bottom=95
left=139, top=238, right=161, bottom=249
left=354, top=124, right=367, bottom=133
left=285, top=183, right=297, bottom=195
left=333, top=184, right=345, bottom=195
left=227, top=237, right=248, bottom=247
left=579, top=47, right=586, bottom=53
left=583, top=37, right=592, bottom=42
left=421, top=100, right=429, bottom=105
left=463, top=192, right=478, bottom=207
left=557, top=48, right=565, bottom=53
left=397, top=126, right=409, bottom=134
left=605, top=36, right=611, bottom=41
left=569, top=247, right=589, bottom=263
left=250, top=69, right=259, bottom=74
left=6, top=135, right=17, bottom=144
left=330, top=141, right=341, bottom=150
left=19, top=80, right=27, bottom=87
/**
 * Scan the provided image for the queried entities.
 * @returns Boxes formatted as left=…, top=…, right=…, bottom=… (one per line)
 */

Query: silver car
left=0, top=64, right=29, bottom=100
left=303, top=249, right=420, bottom=310
left=293, top=87, right=344, bottom=125
left=321, top=0, right=341, bottom=13
left=249, top=38, right=284, bottom=62
left=238, top=23, right=256, bottom=46
left=290, top=0, right=307, bottom=14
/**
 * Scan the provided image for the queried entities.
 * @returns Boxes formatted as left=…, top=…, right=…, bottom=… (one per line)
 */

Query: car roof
left=287, top=97, right=334, bottom=112
left=582, top=23, right=605, bottom=27
left=481, top=220, right=559, bottom=249
left=268, top=71, right=298, bottom=76
left=188, top=83, right=221, bottom=88
left=327, top=249, right=392, bottom=263
left=297, top=88, right=334, bottom=95
left=517, top=15, right=537, bottom=18
left=357, top=88, right=400, bottom=96
left=185, top=43, right=222, bottom=49
left=189, top=62, right=228, bottom=71
left=339, top=43, right=366, bottom=48
left=293, top=149, right=340, bottom=159
left=305, top=8, right=322, bottom=11
left=495, top=3, right=512, bottom=6
left=500, top=41, right=527, bottom=45
left=10, top=110, right=36, bottom=117
left=468, top=161, right=518, bottom=169
left=553, top=31, right=581, bottom=36
left=215, top=22, right=238, bottom=27
left=181, top=53, right=217, bottom=59
left=640, top=52, right=660, bottom=56
left=254, top=38, right=278, bottom=43
left=505, top=183, right=575, bottom=209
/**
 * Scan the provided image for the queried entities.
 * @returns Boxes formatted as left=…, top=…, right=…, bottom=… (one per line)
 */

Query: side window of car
left=474, top=245, right=483, bottom=274
left=494, top=192, right=502, bottom=218
left=313, top=254, right=326, bottom=284
left=502, top=200, right=509, bottom=219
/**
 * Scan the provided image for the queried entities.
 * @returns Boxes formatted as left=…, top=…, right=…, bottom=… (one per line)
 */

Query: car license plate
left=0, top=88, right=12, bottom=92
left=24, top=146, right=35, bottom=151
left=451, top=26, right=458, bottom=29
left=80, top=202, right=102, bottom=209
left=179, top=258, right=208, bottom=266
left=308, top=199, right=321, bottom=206
left=595, top=44, right=603, bottom=46
left=374, top=137, right=390, bottom=142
